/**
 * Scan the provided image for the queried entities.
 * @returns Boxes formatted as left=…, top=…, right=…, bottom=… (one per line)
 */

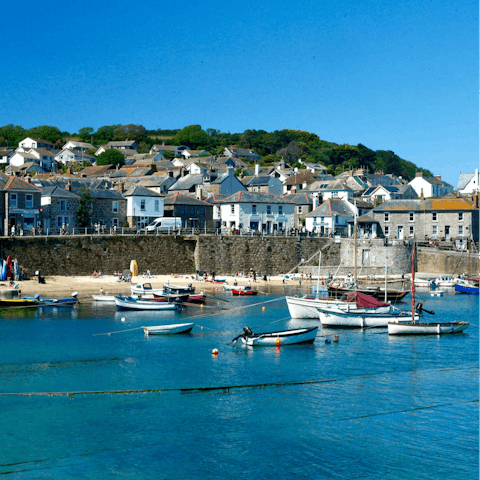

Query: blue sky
left=2, top=0, right=478, bottom=185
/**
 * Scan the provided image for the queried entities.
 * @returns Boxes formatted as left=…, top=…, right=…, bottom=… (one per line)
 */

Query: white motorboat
left=163, top=283, right=195, bottom=294
left=414, top=278, right=435, bottom=288
left=388, top=321, right=469, bottom=335
left=232, top=326, right=318, bottom=346
left=115, top=296, right=178, bottom=311
left=318, top=308, right=418, bottom=328
left=223, top=284, right=251, bottom=291
left=286, top=292, right=392, bottom=319
left=92, top=295, right=116, bottom=302
left=142, top=323, right=194, bottom=335
left=131, top=283, right=164, bottom=296
left=434, top=274, right=456, bottom=288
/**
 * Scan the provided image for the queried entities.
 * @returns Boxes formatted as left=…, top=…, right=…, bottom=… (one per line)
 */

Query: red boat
left=232, top=289, right=257, bottom=296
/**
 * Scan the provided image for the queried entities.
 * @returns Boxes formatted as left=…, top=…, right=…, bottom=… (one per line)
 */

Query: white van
left=144, top=217, right=182, bottom=233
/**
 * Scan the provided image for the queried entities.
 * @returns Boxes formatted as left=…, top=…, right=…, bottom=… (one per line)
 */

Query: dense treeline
left=0, top=123, right=432, bottom=180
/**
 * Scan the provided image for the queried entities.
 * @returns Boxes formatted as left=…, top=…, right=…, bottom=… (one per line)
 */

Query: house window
left=297, top=206, right=302, bottom=214
left=409, top=226, right=414, bottom=236
left=384, top=213, right=389, bottom=222
left=409, top=212, right=414, bottom=222
left=200, top=220, right=205, bottom=228
left=231, top=205, right=235, bottom=214
left=432, top=212, right=437, bottom=221
left=458, top=212, right=463, bottom=221
left=267, top=205, right=271, bottom=215
left=60, top=200, right=66, bottom=212
left=25, top=194, right=33, bottom=208
left=432, top=225, right=438, bottom=236
left=458, top=225, right=464, bottom=235
left=216, top=206, right=221, bottom=216
left=320, top=217, right=324, bottom=223
left=113, top=218, right=119, bottom=227
left=252, top=204, right=257, bottom=214
left=112, top=201, right=118, bottom=213
left=200, top=207, right=205, bottom=215
left=181, top=206, right=186, bottom=214
left=279, top=206, right=283, bottom=214
left=384, top=226, right=389, bottom=236
left=140, top=199, right=146, bottom=211
left=190, top=206, right=195, bottom=215
left=11, top=194, right=17, bottom=207
left=154, top=200, right=159, bottom=212
left=57, top=216, right=70, bottom=227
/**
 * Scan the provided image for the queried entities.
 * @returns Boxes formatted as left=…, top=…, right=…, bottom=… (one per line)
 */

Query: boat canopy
left=343, top=291, right=390, bottom=308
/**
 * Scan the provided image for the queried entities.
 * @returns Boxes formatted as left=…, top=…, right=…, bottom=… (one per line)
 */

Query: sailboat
left=388, top=243, right=469, bottom=335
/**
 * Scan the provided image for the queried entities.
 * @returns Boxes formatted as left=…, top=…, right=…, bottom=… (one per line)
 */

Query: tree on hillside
left=173, top=125, right=209, bottom=149
left=162, top=150, right=174, bottom=160
left=0, top=124, right=26, bottom=147
left=93, top=125, right=119, bottom=145
left=77, top=188, right=93, bottom=227
left=96, top=149, right=125, bottom=167
left=27, top=125, right=64, bottom=145
left=78, top=127, right=94, bottom=143
left=113, top=124, right=146, bottom=142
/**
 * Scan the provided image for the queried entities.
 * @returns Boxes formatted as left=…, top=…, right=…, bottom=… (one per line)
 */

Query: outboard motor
left=243, top=326, right=253, bottom=336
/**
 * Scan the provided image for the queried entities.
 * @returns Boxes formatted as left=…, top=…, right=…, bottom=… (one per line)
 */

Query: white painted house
left=122, top=185, right=164, bottom=229
left=18, top=137, right=56, bottom=150
left=55, top=149, right=95, bottom=165
left=63, top=140, right=95, bottom=152
left=408, top=172, right=454, bottom=198
left=211, top=191, right=295, bottom=233
left=457, top=169, right=480, bottom=194
left=305, top=199, right=355, bottom=235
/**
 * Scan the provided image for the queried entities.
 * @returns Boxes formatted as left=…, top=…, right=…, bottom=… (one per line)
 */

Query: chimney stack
left=415, top=171, right=423, bottom=178
left=434, top=174, right=442, bottom=180
left=66, top=179, right=71, bottom=191
left=255, top=164, right=260, bottom=176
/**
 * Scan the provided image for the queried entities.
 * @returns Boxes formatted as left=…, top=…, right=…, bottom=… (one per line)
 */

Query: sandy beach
left=6, top=272, right=412, bottom=299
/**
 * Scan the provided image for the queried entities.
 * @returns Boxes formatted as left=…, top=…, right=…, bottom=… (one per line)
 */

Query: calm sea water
left=0, top=289, right=477, bottom=479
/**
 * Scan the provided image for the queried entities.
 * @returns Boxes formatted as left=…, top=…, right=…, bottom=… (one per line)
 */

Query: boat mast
left=315, top=251, right=322, bottom=300
left=411, top=242, right=416, bottom=323
left=384, top=251, right=388, bottom=303
left=354, top=199, right=357, bottom=287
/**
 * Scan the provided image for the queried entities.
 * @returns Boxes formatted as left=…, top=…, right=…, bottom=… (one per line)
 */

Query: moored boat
left=232, top=326, right=318, bottom=346
left=454, top=283, right=479, bottom=294
left=163, top=283, right=195, bottom=295
left=223, top=284, right=251, bottom=291
left=114, top=296, right=179, bottom=311
left=318, top=308, right=418, bottom=328
left=131, top=283, right=165, bottom=296
left=92, top=295, right=116, bottom=302
left=0, top=298, right=39, bottom=308
left=232, top=289, right=257, bottom=296
left=142, top=323, right=194, bottom=335
left=388, top=321, right=469, bottom=335
left=327, top=284, right=409, bottom=302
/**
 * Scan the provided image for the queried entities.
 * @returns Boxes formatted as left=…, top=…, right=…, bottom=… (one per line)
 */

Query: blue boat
left=24, top=292, right=79, bottom=306
left=454, top=283, right=479, bottom=295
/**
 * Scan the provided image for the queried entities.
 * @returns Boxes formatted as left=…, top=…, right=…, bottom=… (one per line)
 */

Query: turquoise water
left=0, top=292, right=478, bottom=479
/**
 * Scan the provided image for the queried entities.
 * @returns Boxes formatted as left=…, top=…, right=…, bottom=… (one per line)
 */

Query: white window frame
left=409, top=212, right=415, bottom=222
left=384, top=213, right=389, bottom=222
left=140, top=199, right=146, bottom=211
left=458, top=212, right=463, bottom=222
left=409, top=225, right=414, bottom=236
left=432, top=212, right=437, bottom=221
left=432, top=225, right=438, bottom=236
left=458, top=225, right=464, bottom=235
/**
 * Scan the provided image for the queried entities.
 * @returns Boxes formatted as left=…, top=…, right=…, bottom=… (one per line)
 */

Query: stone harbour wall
left=417, top=247, right=479, bottom=275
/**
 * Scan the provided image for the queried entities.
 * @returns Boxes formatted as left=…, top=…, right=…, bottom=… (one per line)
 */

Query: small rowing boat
left=388, top=321, right=469, bottom=335
left=142, top=323, right=194, bottom=335
left=232, top=289, right=257, bottom=296
left=232, top=326, right=318, bottom=346
left=0, top=298, right=38, bottom=308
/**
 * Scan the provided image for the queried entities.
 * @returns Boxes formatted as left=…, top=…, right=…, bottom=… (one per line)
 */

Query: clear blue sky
left=2, top=0, right=478, bottom=185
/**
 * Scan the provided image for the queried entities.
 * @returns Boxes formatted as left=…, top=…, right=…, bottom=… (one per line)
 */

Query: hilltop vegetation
left=0, top=123, right=432, bottom=180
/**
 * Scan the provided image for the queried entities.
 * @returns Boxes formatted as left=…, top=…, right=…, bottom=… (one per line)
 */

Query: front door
left=398, top=226, right=404, bottom=239
left=445, top=226, right=450, bottom=240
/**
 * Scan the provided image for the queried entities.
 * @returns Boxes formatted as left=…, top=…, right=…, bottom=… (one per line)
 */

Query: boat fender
left=325, top=338, right=331, bottom=344
left=333, top=334, right=339, bottom=342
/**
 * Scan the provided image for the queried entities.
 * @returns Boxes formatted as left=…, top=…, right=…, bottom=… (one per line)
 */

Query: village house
left=305, top=199, right=355, bottom=236
left=223, top=147, right=260, bottom=162
left=210, top=191, right=295, bottom=234
left=361, top=184, right=418, bottom=203
left=372, top=198, right=479, bottom=247
left=408, top=172, right=454, bottom=198
left=457, top=169, right=480, bottom=195
left=40, top=185, right=81, bottom=233
left=163, top=193, right=213, bottom=230
left=55, top=149, right=95, bottom=165
left=283, top=192, right=318, bottom=229
left=18, top=137, right=56, bottom=151
left=63, top=141, right=95, bottom=152
left=0, top=149, right=14, bottom=164
left=121, top=184, right=163, bottom=229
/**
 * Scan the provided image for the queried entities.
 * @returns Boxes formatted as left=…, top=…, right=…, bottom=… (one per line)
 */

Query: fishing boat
left=414, top=277, right=436, bottom=288
left=142, top=323, right=194, bottom=335
left=24, top=292, right=79, bottom=307
left=232, top=326, right=318, bottom=346
left=114, top=296, right=179, bottom=311
left=131, top=283, right=165, bottom=296
left=232, top=289, right=257, bottom=296
left=434, top=274, right=456, bottom=288
left=454, top=283, right=479, bottom=294
left=0, top=298, right=38, bottom=308
left=388, top=243, right=469, bottom=335
left=163, top=283, right=195, bottom=295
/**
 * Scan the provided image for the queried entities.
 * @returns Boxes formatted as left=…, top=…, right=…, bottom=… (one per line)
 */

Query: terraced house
left=372, top=198, right=479, bottom=247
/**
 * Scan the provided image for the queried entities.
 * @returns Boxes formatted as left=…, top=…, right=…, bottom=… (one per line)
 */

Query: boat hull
left=142, top=323, right=194, bottom=335
left=241, top=327, right=318, bottom=346
left=115, top=296, right=178, bottom=311
left=92, top=295, right=116, bottom=302
left=318, top=309, right=418, bottom=328
left=454, top=284, right=479, bottom=294
left=286, top=296, right=391, bottom=319
left=232, top=289, right=257, bottom=296
left=0, top=299, right=38, bottom=308
left=327, top=287, right=409, bottom=302
left=388, top=321, right=469, bottom=335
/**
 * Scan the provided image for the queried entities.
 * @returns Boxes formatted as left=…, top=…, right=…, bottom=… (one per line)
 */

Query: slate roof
left=413, top=176, right=453, bottom=187
left=66, top=141, right=95, bottom=149
left=457, top=173, right=476, bottom=191
left=106, top=141, right=137, bottom=148
left=213, top=191, right=294, bottom=204
left=373, top=198, right=476, bottom=212
left=163, top=193, right=212, bottom=206
left=306, top=199, right=353, bottom=217
left=5, top=175, right=42, bottom=192
left=283, top=171, right=318, bottom=186
left=41, top=186, right=81, bottom=199
left=283, top=193, right=315, bottom=205
left=123, top=185, right=163, bottom=197
left=80, top=165, right=115, bottom=177
left=168, top=174, right=207, bottom=191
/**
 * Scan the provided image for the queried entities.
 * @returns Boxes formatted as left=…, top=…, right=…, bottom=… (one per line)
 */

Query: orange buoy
left=275, top=337, right=281, bottom=346
left=212, top=348, right=219, bottom=355
left=262, top=306, right=266, bottom=311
